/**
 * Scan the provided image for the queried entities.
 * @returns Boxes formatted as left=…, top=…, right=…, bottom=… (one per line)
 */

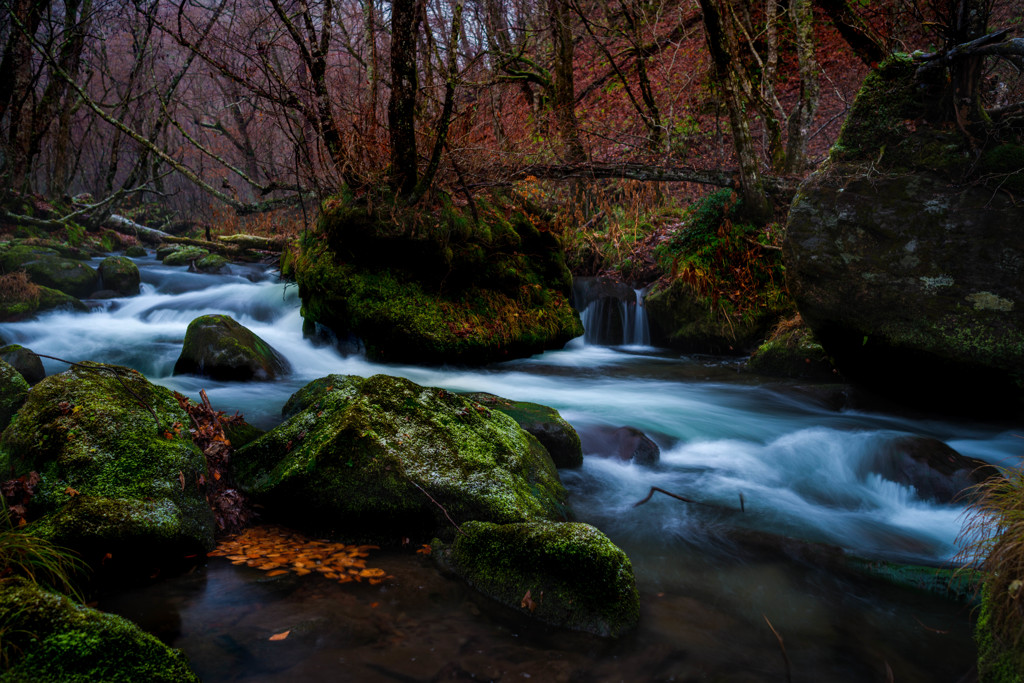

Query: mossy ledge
left=434, top=520, right=640, bottom=638
left=0, top=577, right=200, bottom=683
left=292, top=191, right=583, bottom=365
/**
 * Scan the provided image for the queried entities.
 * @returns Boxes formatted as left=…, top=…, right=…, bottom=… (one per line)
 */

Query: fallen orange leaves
left=209, top=525, right=394, bottom=587
left=269, top=630, right=290, bottom=641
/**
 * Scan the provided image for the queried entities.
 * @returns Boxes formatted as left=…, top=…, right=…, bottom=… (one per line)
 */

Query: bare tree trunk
left=389, top=0, right=419, bottom=196
left=783, top=0, right=820, bottom=173
left=698, top=0, right=771, bottom=221
left=549, top=0, right=584, bottom=163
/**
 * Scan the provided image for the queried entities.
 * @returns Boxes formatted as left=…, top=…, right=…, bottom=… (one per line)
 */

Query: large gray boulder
left=783, top=56, right=1024, bottom=409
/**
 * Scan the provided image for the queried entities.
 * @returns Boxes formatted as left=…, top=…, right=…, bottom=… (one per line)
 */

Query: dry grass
left=0, top=271, right=40, bottom=303
left=205, top=204, right=311, bottom=240
left=957, top=464, right=1024, bottom=653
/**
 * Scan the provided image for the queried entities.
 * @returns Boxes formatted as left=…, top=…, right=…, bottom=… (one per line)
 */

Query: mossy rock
left=0, top=362, right=216, bottom=572
left=0, top=358, right=30, bottom=432
left=0, top=577, right=200, bottom=683
left=0, top=243, right=60, bottom=271
left=233, top=374, right=570, bottom=541
left=434, top=520, right=639, bottom=637
left=98, top=256, right=140, bottom=296
left=461, top=392, right=582, bottom=468
left=173, top=314, right=289, bottom=381
left=976, top=586, right=1024, bottom=683
left=0, top=343, right=45, bottom=384
left=194, top=253, right=228, bottom=273
left=747, top=323, right=837, bottom=380
left=293, top=193, right=582, bottom=365
left=124, top=245, right=148, bottom=258
left=21, top=255, right=98, bottom=299
left=0, top=285, right=88, bottom=322
left=154, top=244, right=181, bottom=261
left=162, top=246, right=208, bottom=266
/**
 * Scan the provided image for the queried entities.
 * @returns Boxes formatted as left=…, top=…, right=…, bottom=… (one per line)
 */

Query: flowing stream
left=2, top=254, right=1020, bottom=681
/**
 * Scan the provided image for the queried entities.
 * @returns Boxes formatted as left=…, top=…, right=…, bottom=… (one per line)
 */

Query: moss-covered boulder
left=292, top=192, right=582, bottom=364
left=0, top=344, right=45, bottom=384
left=155, top=244, right=181, bottom=261
left=162, top=246, right=208, bottom=266
left=124, top=245, right=148, bottom=258
left=194, top=253, right=228, bottom=273
left=0, top=358, right=30, bottom=431
left=20, top=255, right=98, bottom=299
left=0, top=578, right=200, bottom=683
left=434, top=520, right=639, bottom=637
left=98, top=256, right=140, bottom=296
left=784, top=55, right=1024, bottom=409
left=234, top=374, right=570, bottom=540
left=173, top=314, right=289, bottom=381
left=0, top=276, right=88, bottom=321
left=0, top=362, right=216, bottom=571
left=747, top=317, right=837, bottom=380
left=461, top=392, right=582, bottom=468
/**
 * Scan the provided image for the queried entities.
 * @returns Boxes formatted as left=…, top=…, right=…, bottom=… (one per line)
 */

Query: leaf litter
left=209, top=525, right=394, bottom=586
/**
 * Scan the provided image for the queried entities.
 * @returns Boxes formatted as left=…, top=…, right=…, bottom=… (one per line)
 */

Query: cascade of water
left=620, top=288, right=650, bottom=346
left=573, top=277, right=651, bottom=347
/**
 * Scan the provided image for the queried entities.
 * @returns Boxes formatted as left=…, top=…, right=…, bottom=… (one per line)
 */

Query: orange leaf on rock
left=269, top=630, right=290, bottom=641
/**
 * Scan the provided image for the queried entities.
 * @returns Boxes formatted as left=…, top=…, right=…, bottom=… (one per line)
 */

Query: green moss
left=436, top=520, right=639, bottom=637
left=460, top=392, right=582, bottom=468
left=977, top=586, right=1024, bottom=683
left=194, top=253, right=228, bottom=272
left=0, top=578, right=200, bottom=682
left=98, top=256, right=140, bottom=296
left=162, top=247, right=208, bottom=266
left=0, top=363, right=215, bottom=568
left=0, top=358, right=30, bottom=431
left=748, top=321, right=837, bottom=380
left=233, top=374, right=569, bottom=542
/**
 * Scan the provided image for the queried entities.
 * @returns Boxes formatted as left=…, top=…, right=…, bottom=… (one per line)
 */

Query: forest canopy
left=0, top=0, right=1021, bottom=225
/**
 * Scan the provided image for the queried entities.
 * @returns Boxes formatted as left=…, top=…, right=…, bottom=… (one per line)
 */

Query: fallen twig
left=633, top=486, right=746, bottom=513
left=763, top=614, right=793, bottom=683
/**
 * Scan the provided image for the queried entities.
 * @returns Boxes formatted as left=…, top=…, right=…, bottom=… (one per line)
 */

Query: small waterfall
left=573, top=277, right=651, bottom=347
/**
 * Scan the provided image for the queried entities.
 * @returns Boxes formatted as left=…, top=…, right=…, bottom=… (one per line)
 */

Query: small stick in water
left=632, top=486, right=745, bottom=513
left=763, top=614, right=793, bottom=683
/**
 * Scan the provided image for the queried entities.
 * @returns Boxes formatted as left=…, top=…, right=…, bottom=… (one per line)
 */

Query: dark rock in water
left=0, top=577, right=201, bottom=682
left=0, top=362, right=216, bottom=573
left=580, top=424, right=660, bottom=465
left=784, top=56, right=1024, bottom=410
left=234, top=374, right=570, bottom=541
left=461, top=392, right=583, bottom=468
left=124, top=245, right=148, bottom=258
left=862, top=436, right=999, bottom=503
left=88, top=289, right=121, bottom=299
left=22, top=254, right=98, bottom=299
left=173, top=314, right=289, bottom=381
left=434, top=520, right=639, bottom=637
left=0, top=358, right=30, bottom=431
left=98, top=255, right=141, bottom=296
left=155, top=244, right=181, bottom=261
left=0, top=344, right=45, bottom=384
left=192, top=253, right=229, bottom=273
left=747, top=318, right=838, bottom=381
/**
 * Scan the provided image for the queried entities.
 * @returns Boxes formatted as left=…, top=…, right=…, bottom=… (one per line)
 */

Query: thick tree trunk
left=549, top=0, right=585, bottom=163
left=389, top=0, right=419, bottom=196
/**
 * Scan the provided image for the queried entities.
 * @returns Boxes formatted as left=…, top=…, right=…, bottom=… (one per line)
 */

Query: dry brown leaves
left=209, top=525, right=393, bottom=585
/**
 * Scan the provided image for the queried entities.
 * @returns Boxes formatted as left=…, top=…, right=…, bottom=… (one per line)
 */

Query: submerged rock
left=863, top=436, right=999, bottom=504
left=0, top=577, right=200, bottom=683
left=98, top=256, right=140, bottom=296
left=0, top=362, right=215, bottom=572
left=784, top=56, right=1024, bottom=409
left=461, top=392, right=583, bottom=468
left=579, top=424, right=660, bottom=465
left=234, top=374, right=570, bottom=540
left=173, top=314, right=289, bottom=381
left=0, top=344, right=45, bottom=385
left=0, top=358, right=30, bottom=431
left=434, top=520, right=639, bottom=637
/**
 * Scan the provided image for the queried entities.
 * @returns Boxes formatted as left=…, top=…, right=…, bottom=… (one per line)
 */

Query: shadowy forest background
left=0, top=0, right=1022, bottom=242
